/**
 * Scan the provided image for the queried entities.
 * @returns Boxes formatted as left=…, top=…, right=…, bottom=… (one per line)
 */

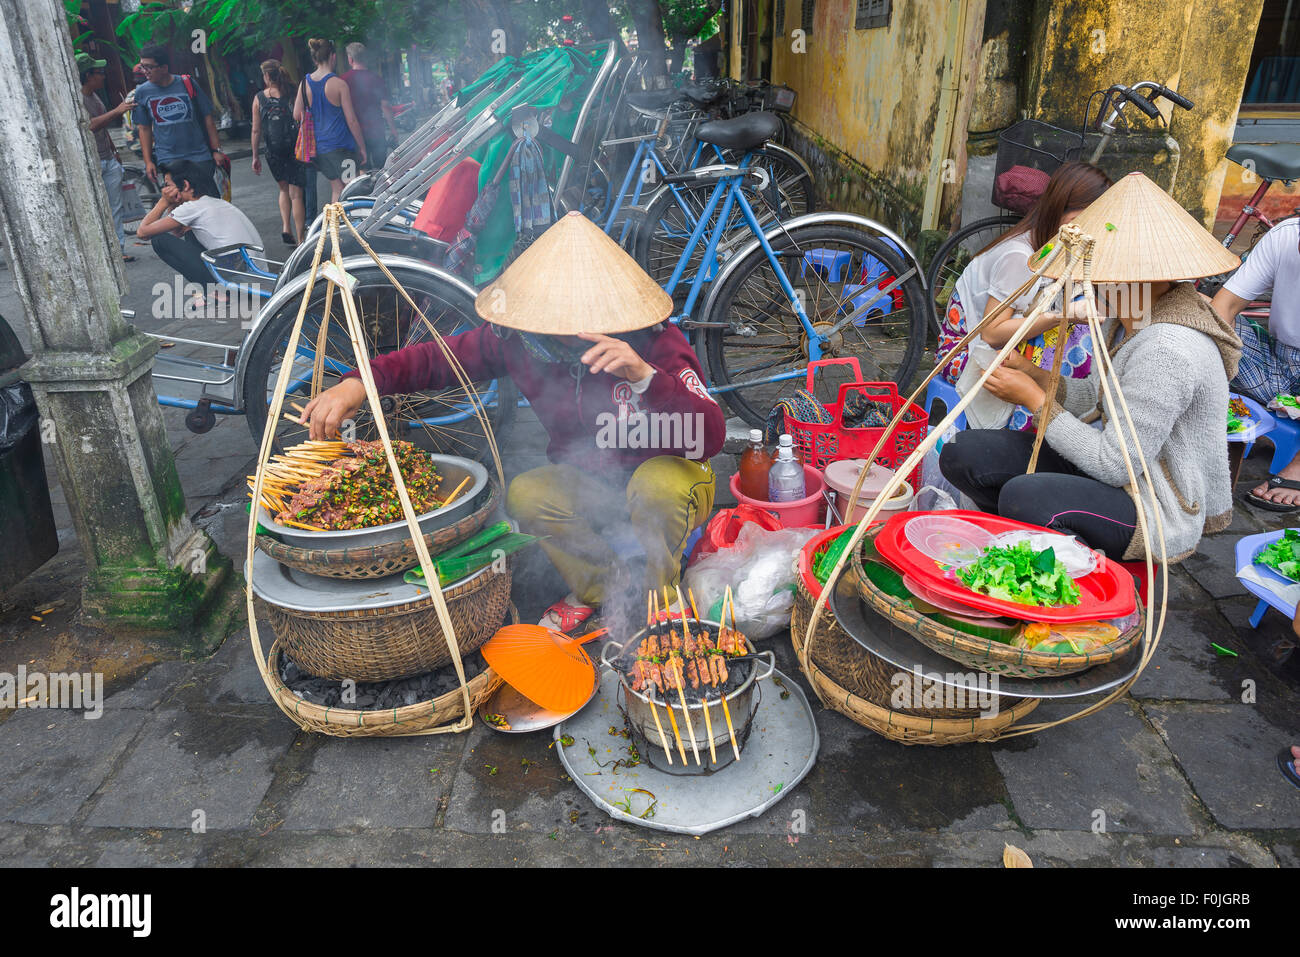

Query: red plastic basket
left=783, top=359, right=929, bottom=490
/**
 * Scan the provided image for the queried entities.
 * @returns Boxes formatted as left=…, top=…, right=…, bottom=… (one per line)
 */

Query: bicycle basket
left=763, top=84, right=796, bottom=113
left=992, top=119, right=1085, bottom=213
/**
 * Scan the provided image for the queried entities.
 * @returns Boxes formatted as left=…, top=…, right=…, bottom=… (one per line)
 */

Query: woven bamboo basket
left=263, top=556, right=513, bottom=682
left=849, top=532, right=1145, bottom=679
left=790, top=608, right=1039, bottom=745
left=255, top=483, right=500, bottom=580
left=265, top=642, right=505, bottom=737
left=793, top=527, right=983, bottom=719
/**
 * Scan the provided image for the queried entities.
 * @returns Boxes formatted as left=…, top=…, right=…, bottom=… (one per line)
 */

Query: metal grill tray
left=555, top=664, right=819, bottom=836
left=828, top=574, right=1146, bottom=699
left=256, top=453, right=488, bottom=549
left=247, top=548, right=488, bottom=612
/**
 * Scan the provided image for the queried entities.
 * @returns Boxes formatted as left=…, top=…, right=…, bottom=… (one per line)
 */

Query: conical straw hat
left=474, top=211, right=673, bottom=334
left=1042, top=172, right=1240, bottom=282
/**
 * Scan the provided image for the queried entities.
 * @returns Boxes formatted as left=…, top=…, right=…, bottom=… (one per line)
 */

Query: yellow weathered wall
left=1023, top=0, right=1265, bottom=226
left=772, top=0, right=950, bottom=222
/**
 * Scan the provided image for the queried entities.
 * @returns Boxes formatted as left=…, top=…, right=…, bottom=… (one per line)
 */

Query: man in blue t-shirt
left=131, top=44, right=222, bottom=185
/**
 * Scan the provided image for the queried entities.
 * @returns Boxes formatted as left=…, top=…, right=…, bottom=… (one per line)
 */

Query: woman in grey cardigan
left=940, top=173, right=1243, bottom=563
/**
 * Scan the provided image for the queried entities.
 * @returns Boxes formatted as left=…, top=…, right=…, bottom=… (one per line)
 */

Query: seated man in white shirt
left=136, top=159, right=262, bottom=294
left=1212, top=216, right=1300, bottom=510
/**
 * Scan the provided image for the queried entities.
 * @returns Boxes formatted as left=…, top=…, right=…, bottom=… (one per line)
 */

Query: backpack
left=258, top=89, right=299, bottom=156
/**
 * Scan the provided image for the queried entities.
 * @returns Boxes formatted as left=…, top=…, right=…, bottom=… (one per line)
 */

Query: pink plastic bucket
left=728, top=465, right=826, bottom=528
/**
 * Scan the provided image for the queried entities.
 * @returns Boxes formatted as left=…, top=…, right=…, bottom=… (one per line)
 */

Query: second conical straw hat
left=474, top=211, right=673, bottom=334
left=1041, top=172, right=1239, bottom=282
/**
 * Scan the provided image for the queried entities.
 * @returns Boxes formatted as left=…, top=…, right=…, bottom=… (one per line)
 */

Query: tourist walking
left=295, top=38, right=367, bottom=203
left=252, top=59, right=305, bottom=246
left=342, top=43, right=396, bottom=172
left=131, top=44, right=225, bottom=187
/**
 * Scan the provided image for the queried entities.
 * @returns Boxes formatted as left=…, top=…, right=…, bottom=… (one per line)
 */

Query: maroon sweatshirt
left=347, top=325, right=726, bottom=472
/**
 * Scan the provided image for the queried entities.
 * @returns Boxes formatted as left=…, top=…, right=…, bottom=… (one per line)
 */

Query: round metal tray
left=247, top=548, right=489, bottom=612
left=256, top=453, right=488, bottom=549
left=828, top=574, right=1146, bottom=699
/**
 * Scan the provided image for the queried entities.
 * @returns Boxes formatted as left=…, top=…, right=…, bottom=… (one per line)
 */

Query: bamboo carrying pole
left=245, top=204, right=497, bottom=735
left=803, top=224, right=1167, bottom=738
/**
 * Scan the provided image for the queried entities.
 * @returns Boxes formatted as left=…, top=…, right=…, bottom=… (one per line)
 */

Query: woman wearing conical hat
left=300, top=212, right=726, bottom=631
left=939, top=173, right=1243, bottom=563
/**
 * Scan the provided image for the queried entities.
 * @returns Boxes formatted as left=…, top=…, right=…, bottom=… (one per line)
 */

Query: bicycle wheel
left=243, top=258, right=516, bottom=462
left=704, top=224, right=928, bottom=427
left=925, top=214, right=1018, bottom=332
left=741, top=144, right=816, bottom=217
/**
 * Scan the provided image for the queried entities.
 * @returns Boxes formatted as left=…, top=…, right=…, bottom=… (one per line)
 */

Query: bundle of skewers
left=247, top=433, right=472, bottom=533
left=623, top=586, right=749, bottom=767
left=248, top=438, right=349, bottom=531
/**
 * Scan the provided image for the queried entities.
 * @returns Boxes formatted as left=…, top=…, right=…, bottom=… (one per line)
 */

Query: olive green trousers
left=505, top=456, right=716, bottom=607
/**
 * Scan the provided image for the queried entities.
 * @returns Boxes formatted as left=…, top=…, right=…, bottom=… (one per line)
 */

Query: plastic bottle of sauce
left=738, top=429, right=774, bottom=500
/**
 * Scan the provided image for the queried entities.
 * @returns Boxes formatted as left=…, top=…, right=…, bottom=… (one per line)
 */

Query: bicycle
left=925, top=80, right=1194, bottom=331
left=617, top=114, right=927, bottom=427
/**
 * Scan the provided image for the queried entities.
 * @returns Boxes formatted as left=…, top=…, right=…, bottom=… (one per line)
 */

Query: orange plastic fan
left=481, top=625, right=607, bottom=713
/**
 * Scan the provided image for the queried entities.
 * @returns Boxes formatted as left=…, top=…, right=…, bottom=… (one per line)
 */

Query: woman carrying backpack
left=251, top=59, right=305, bottom=246
left=295, top=38, right=367, bottom=204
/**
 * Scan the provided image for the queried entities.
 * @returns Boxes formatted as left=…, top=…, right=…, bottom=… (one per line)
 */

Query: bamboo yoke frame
left=246, top=203, right=508, bottom=735
left=802, top=223, right=1170, bottom=737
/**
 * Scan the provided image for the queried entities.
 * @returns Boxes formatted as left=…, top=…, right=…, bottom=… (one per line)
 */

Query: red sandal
left=538, top=594, right=595, bottom=634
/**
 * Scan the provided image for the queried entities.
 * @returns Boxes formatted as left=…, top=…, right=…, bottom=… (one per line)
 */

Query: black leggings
left=939, top=429, right=1138, bottom=558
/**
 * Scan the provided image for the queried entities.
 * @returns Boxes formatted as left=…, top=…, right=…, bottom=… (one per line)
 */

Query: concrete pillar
left=0, top=0, right=232, bottom=643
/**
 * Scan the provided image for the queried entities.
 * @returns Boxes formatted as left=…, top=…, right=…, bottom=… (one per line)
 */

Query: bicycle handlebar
left=1122, top=88, right=1161, bottom=119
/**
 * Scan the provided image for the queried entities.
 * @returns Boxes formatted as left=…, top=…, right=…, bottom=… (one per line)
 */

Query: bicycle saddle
left=1226, top=143, right=1300, bottom=183
left=693, top=111, right=782, bottom=151
left=678, top=83, right=723, bottom=106
left=627, top=89, right=684, bottom=114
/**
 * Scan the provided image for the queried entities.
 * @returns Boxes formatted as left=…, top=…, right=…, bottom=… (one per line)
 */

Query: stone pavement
left=0, top=155, right=1298, bottom=866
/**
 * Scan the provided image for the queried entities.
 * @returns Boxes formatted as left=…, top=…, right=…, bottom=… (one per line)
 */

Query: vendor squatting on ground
left=300, top=213, right=725, bottom=631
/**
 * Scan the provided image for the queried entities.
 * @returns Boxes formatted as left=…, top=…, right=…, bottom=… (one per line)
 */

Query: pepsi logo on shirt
left=150, top=94, right=192, bottom=125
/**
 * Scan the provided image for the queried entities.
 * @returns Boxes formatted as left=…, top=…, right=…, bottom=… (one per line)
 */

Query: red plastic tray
left=873, top=510, right=1137, bottom=623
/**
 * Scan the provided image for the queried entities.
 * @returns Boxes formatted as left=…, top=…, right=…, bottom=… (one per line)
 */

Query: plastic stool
left=924, top=377, right=967, bottom=432
left=802, top=249, right=852, bottom=282
left=1268, top=415, right=1300, bottom=473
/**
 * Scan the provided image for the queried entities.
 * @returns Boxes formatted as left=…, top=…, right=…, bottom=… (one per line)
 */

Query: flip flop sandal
left=1277, top=748, right=1300, bottom=789
left=539, top=596, right=595, bottom=634
left=1244, top=475, right=1300, bottom=513
left=282, top=231, right=295, bottom=245
left=122, top=253, right=136, bottom=263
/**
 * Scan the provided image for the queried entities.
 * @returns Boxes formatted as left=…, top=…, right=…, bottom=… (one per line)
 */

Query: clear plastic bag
left=683, top=522, right=818, bottom=638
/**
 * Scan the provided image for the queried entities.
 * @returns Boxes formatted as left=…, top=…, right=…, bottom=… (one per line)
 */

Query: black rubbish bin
left=0, top=313, right=58, bottom=593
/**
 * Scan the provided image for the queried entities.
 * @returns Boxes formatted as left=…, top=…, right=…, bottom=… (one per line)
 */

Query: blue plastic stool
left=801, top=248, right=852, bottom=282
left=1234, top=530, right=1299, bottom=628
left=1268, top=415, right=1300, bottom=473
left=924, top=377, right=967, bottom=432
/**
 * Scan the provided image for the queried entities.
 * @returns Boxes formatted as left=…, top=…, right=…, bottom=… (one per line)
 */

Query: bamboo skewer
left=644, top=590, right=673, bottom=765
left=664, top=586, right=701, bottom=765
left=686, top=588, right=718, bottom=764
left=719, top=585, right=741, bottom=761
left=442, top=474, right=473, bottom=506
left=653, top=592, right=687, bottom=763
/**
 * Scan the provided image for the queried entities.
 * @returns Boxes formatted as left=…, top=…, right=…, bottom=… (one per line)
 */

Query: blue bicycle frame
left=658, top=166, right=820, bottom=395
